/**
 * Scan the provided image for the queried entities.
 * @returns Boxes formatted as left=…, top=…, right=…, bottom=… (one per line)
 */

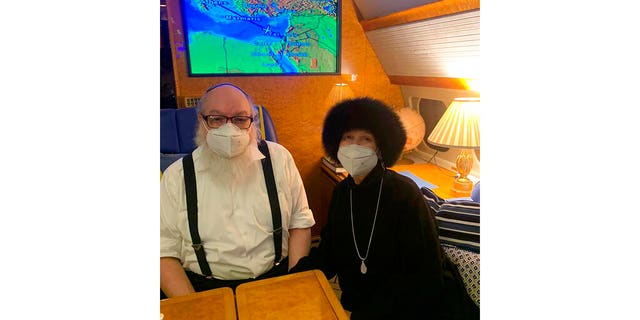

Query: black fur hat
left=322, top=97, right=407, bottom=167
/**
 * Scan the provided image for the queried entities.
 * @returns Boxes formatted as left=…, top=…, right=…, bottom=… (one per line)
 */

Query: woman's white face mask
left=337, top=144, right=378, bottom=178
left=205, top=122, right=250, bottom=158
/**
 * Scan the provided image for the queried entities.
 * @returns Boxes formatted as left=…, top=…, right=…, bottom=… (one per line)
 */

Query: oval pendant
left=360, top=261, right=367, bottom=274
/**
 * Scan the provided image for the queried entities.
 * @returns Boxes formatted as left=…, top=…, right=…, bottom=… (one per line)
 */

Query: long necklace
left=349, top=176, right=383, bottom=274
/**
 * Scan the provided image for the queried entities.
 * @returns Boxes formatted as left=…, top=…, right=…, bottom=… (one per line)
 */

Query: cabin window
left=411, top=97, right=449, bottom=152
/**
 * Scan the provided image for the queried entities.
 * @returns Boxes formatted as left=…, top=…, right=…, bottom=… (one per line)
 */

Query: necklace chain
left=349, top=176, right=383, bottom=263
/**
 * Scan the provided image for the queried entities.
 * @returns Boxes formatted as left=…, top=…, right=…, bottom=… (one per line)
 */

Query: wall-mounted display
left=180, top=0, right=341, bottom=76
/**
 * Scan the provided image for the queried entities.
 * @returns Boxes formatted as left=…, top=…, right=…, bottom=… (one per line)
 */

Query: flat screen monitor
left=180, top=0, right=341, bottom=76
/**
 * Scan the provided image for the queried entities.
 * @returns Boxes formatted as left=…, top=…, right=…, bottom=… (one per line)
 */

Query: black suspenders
left=182, top=153, right=213, bottom=277
left=257, top=140, right=283, bottom=266
left=182, top=140, right=283, bottom=278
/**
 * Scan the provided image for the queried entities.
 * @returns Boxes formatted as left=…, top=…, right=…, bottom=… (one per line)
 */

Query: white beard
left=203, top=141, right=260, bottom=184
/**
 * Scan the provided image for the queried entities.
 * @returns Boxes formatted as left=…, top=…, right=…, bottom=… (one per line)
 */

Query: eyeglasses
left=201, top=114, right=254, bottom=129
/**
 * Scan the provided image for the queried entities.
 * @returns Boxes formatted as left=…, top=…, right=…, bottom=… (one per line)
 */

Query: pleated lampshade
left=427, top=97, right=480, bottom=149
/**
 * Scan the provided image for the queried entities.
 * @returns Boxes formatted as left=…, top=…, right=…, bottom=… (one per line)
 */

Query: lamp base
left=451, top=177, right=473, bottom=195
left=450, top=149, right=474, bottom=196
left=395, top=157, right=414, bottom=165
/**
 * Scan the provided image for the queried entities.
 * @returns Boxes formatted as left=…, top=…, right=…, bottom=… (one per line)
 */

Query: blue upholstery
left=160, top=107, right=198, bottom=154
left=160, top=105, right=278, bottom=172
left=160, top=110, right=179, bottom=153
left=471, top=181, right=480, bottom=203
left=255, top=105, right=278, bottom=143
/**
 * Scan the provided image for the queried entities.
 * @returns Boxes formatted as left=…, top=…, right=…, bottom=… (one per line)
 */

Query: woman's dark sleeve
left=289, top=186, right=339, bottom=279
left=394, top=185, right=443, bottom=317
left=413, top=186, right=445, bottom=298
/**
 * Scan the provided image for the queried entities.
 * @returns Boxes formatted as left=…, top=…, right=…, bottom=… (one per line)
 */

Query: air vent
left=184, top=97, right=200, bottom=108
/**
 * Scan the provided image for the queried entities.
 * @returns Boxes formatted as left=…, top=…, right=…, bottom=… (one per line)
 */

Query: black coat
left=297, top=163, right=444, bottom=319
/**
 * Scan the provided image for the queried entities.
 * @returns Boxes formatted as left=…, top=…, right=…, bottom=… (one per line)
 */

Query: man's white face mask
left=337, top=144, right=379, bottom=178
left=205, top=122, right=250, bottom=158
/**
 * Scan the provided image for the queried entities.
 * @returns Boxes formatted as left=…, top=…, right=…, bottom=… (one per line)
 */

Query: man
left=160, top=83, right=315, bottom=297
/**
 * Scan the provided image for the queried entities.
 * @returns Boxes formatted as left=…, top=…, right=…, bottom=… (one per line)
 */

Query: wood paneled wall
left=165, top=0, right=405, bottom=235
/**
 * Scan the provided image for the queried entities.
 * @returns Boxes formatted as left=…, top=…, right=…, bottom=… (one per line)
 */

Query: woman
left=294, top=97, right=445, bottom=319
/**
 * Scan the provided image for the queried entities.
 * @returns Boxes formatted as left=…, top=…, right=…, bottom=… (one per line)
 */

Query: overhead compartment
left=358, top=0, right=480, bottom=89
left=365, top=10, right=479, bottom=79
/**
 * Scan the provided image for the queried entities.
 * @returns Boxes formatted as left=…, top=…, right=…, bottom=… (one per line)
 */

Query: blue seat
left=160, top=107, right=198, bottom=155
left=161, top=105, right=278, bottom=172
left=255, top=105, right=278, bottom=143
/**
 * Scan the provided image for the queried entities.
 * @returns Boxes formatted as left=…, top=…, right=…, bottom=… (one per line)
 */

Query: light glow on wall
left=463, top=79, right=480, bottom=92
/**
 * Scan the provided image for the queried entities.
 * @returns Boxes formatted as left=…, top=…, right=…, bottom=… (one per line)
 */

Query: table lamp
left=427, top=97, right=480, bottom=194
left=324, top=83, right=354, bottom=108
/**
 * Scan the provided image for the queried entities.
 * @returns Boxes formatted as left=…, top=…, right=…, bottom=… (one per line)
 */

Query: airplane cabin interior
left=160, top=0, right=481, bottom=318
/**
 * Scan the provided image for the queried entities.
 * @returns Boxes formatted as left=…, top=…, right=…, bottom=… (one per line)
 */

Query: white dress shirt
left=160, top=141, right=315, bottom=280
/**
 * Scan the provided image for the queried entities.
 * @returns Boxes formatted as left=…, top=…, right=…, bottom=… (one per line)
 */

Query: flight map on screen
left=181, top=0, right=340, bottom=75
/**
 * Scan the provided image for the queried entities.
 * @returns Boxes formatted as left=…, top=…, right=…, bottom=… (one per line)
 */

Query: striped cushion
left=421, top=187, right=480, bottom=253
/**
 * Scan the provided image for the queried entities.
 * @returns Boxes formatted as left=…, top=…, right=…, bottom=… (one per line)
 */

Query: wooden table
left=390, top=162, right=466, bottom=199
left=235, top=270, right=349, bottom=320
left=321, top=160, right=466, bottom=199
left=160, top=287, right=236, bottom=320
